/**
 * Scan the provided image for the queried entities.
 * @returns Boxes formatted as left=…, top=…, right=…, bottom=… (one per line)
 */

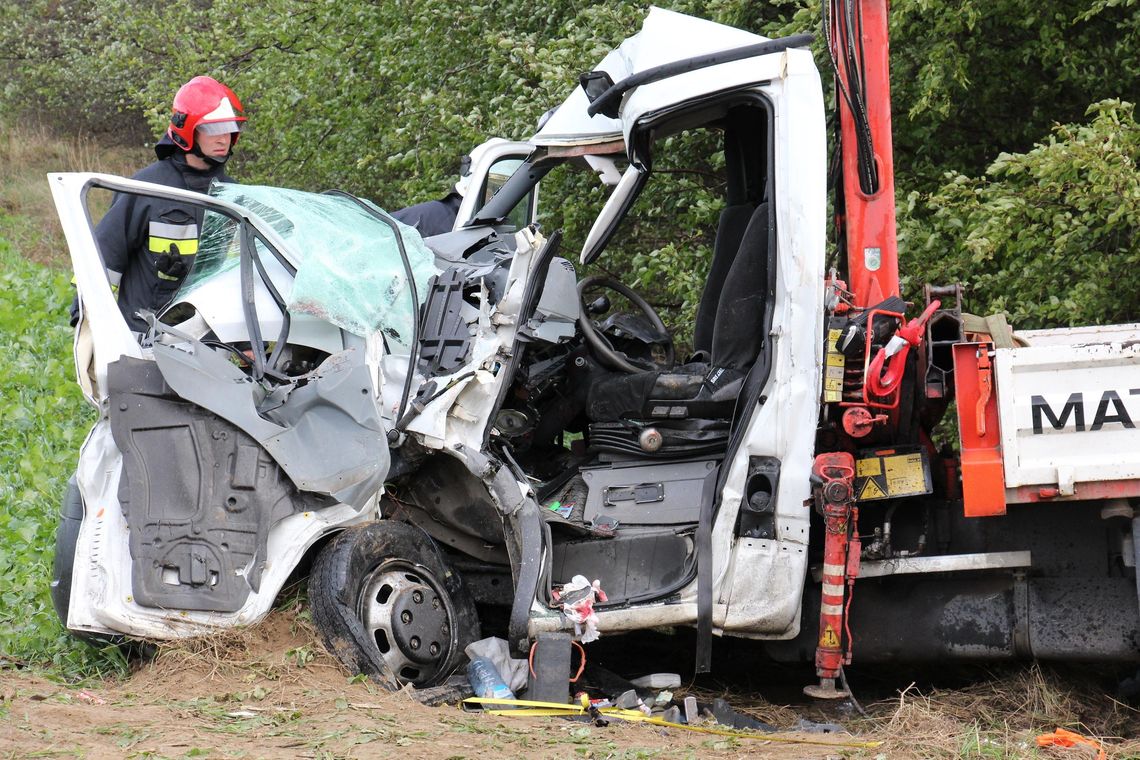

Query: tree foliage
left=899, top=99, right=1140, bottom=328
left=1, top=0, right=1138, bottom=326
left=888, top=0, right=1140, bottom=190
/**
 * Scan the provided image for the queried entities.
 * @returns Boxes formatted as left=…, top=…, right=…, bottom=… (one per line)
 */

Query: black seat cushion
left=586, top=363, right=745, bottom=421
left=710, top=202, right=769, bottom=370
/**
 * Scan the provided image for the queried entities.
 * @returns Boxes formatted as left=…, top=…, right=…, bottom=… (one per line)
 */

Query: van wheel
left=308, top=521, right=479, bottom=688
left=50, top=475, right=84, bottom=628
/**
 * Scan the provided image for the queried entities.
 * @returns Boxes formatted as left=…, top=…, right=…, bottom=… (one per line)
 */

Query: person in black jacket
left=390, top=137, right=510, bottom=237
left=390, top=189, right=462, bottom=237
left=71, top=75, right=246, bottom=332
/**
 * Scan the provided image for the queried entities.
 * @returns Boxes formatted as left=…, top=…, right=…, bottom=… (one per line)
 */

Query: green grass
left=0, top=221, right=127, bottom=679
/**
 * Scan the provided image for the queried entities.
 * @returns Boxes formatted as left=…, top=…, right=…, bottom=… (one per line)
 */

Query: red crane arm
left=829, top=0, right=900, bottom=307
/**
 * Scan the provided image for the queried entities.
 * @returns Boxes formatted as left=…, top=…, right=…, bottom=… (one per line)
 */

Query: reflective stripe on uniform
left=148, top=221, right=199, bottom=255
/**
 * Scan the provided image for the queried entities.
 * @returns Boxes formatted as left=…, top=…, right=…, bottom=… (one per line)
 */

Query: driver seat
left=585, top=202, right=770, bottom=452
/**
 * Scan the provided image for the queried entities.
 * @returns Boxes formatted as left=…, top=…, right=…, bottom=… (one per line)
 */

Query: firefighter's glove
left=156, top=253, right=188, bottom=279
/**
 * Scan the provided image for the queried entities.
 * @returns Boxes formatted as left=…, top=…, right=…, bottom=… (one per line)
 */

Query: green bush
left=0, top=228, right=126, bottom=678
left=899, top=100, right=1140, bottom=328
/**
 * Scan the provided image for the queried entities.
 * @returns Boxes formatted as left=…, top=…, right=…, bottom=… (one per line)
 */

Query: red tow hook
left=866, top=300, right=941, bottom=396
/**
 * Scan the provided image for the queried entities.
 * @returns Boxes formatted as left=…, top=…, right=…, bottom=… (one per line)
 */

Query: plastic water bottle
left=467, top=656, right=514, bottom=700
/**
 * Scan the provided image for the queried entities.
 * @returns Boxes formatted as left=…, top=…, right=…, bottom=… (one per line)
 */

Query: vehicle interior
left=398, top=90, right=779, bottom=610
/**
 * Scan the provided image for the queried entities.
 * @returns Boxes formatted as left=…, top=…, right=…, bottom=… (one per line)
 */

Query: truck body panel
left=996, top=324, right=1140, bottom=501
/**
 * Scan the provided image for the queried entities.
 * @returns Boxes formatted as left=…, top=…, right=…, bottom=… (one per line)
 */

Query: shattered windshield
left=180, top=184, right=439, bottom=347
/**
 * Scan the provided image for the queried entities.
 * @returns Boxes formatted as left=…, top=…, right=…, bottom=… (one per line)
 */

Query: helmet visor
left=197, top=120, right=243, bottom=136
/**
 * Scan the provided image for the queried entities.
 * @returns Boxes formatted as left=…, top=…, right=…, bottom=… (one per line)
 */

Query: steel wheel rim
left=356, top=560, right=457, bottom=685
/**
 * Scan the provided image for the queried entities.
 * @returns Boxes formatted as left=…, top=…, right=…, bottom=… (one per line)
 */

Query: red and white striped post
left=804, top=452, right=857, bottom=699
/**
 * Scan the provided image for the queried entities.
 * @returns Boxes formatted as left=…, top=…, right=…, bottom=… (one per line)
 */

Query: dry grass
left=138, top=600, right=341, bottom=686
left=858, top=665, right=1140, bottom=758
left=9, top=607, right=1140, bottom=758
left=681, top=664, right=1140, bottom=758
left=0, top=121, right=149, bottom=266
left=680, top=682, right=803, bottom=728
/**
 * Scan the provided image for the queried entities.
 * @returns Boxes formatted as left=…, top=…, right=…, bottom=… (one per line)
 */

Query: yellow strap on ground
left=484, top=708, right=596, bottom=717
left=463, top=697, right=883, bottom=749
left=483, top=707, right=648, bottom=719
left=463, top=696, right=588, bottom=710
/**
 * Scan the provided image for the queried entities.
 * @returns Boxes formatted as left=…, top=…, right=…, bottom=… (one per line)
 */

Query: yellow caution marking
left=884, top=453, right=926, bottom=494
left=858, top=478, right=886, bottom=501
left=823, top=327, right=847, bottom=402
left=819, top=624, right=840, bottom=648
left=854, top=446, right=932, bottom=501
left=856, top=457, right=882, bottom=478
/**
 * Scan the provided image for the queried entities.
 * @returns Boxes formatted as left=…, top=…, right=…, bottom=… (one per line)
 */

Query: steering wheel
left=577, top=274, right=675, bottom=374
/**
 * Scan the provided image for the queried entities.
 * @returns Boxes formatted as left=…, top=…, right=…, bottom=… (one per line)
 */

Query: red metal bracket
left=952, top=342, right=1006, bottom=517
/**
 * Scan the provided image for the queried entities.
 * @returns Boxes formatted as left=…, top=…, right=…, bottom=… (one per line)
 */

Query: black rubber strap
left=695, top=464, right=718, bottom=673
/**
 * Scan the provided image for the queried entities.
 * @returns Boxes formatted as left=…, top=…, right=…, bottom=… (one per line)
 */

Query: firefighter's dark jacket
left=92, top=136, right=233, bottom=332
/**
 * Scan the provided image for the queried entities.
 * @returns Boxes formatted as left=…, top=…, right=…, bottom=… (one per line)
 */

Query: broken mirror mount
left=579, top=70, right=616, bottom=113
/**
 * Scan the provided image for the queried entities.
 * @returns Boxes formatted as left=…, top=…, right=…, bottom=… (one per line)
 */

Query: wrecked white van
left=51, top=8, right=824, bottom=686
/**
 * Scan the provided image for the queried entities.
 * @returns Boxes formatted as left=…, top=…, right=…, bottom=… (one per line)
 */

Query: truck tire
left=308, top=521, right=479, bottom=688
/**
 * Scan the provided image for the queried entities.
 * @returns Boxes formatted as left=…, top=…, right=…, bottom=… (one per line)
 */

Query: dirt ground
left=2, top=611, right=1137, bottom=760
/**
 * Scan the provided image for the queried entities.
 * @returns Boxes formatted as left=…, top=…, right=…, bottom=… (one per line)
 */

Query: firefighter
left=70, top=75, right=246, bottom=333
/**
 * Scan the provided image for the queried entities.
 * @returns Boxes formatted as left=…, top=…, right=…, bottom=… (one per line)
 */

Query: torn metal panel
left=152, top=339, right=388, bottom=505
left=107, top=357, right=330, bottom=612
left=518, top=257, right=580, bottom=344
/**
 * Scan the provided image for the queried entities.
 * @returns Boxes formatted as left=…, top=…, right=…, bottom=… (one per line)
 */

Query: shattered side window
left=181, top=184, right=439, bottom=348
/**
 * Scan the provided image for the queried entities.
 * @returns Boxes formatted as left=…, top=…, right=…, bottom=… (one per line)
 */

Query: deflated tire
left=308, top=521, right=479, bottom=688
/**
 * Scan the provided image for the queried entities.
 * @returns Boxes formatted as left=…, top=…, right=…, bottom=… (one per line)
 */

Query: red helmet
left=167, top=76, right=246, bottom=152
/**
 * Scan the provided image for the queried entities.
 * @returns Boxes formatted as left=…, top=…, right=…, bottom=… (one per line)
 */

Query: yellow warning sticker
left=856, top=457, right=882, bottom=478
left=854, top=446, right=932, bottom=502
left=823, top=326, right=847, bottom=403
left=819, top=625, right=840, bottom=648
left=858, top=478, right=887, bottom=500
left=885, top=453, right=927, bottom=494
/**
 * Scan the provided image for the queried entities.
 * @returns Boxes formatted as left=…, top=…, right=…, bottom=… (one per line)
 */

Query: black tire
left=50, top=475, right=84, bottom=628
left=49, top=476, right=145, bottom=654
left=308, top=521, right=479, bottom=689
